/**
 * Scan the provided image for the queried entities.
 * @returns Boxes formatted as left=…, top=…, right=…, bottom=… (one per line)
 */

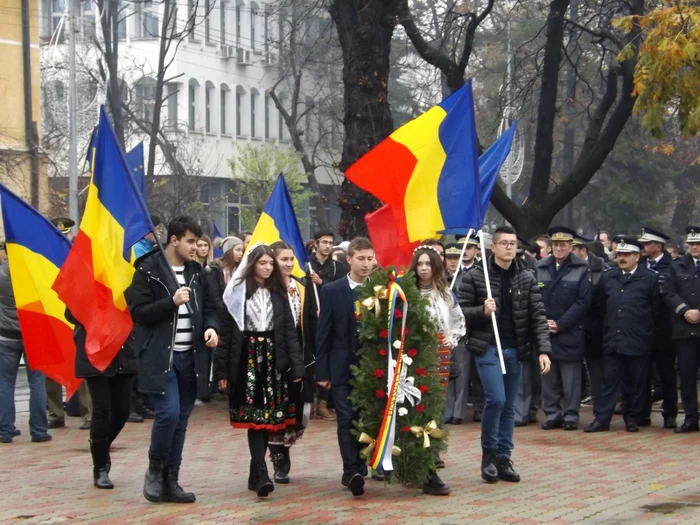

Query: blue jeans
left=0, top=339, right=48, bottom=439
left=475, top=346, right=521, bottom=458
left=148, top=350, right=197, bottom=466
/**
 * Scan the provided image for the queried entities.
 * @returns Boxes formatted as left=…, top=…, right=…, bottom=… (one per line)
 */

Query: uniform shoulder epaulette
left=603, top=266, right=614, bottom=272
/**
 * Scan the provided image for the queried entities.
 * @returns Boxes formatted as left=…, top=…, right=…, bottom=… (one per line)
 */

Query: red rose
left=379, top=348, right=388, bottom=357
left=401, top=425, right=411, bottom=433
left=289, top=405, right=296, bottom=414
left=394, top=309, right=403, bottom=319
left=416, top=403, right=425, bottom=413
left=379, top=329, right=389, bottom=339
left=419, top=384, right=428, bottom=394
left=407, top=348, right=417, bottom=357
left=416, top=368, right=426, bottom=377
left=374, top=369, right=385, bottom=379
left=376, top=389, right=386, bottom=399
left=238, top=409, right=245, bottom=416
left=402, top=328, right=409, bottom=336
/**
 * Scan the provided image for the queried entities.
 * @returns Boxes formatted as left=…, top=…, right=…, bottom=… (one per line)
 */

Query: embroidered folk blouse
left=420, top=287, right=466, bottom=349
left=244, top=287, right=274, bottom=332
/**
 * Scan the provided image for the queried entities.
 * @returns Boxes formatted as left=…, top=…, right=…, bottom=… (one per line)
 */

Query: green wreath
left=349, top=267, right=448, bottom=488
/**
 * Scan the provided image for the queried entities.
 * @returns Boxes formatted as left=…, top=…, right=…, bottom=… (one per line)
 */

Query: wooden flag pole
left=478, top=230, right=507, bottom=375
left=449, top=228, right=473, bottom=290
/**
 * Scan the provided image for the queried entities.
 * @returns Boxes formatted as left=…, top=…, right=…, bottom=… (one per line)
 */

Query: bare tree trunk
left=671, top=165, right=699, bottom=233
left=98, top=0, right=125, bottom=148
left=329, top=0, right=397, bottom=238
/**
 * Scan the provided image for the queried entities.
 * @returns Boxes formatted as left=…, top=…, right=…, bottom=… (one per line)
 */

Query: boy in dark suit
left=316, top=237, right=375, bottom=497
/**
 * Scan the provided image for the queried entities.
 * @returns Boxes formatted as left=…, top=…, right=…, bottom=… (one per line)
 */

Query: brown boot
left=317, top=400, right=336, bottom=421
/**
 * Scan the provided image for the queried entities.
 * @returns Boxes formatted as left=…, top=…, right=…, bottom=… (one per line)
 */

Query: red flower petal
left=394, top=310, right=403, bottom=319
left=407, top=349, right=417, bottom=357
left=416, top=403, right=425, bottom=412
left=419, top=384, right=428, bottom=393
left=416, top=368, right=426, bottom=377
left=379, top=348, right=388, bottom=357
left=376, top=389, right=386, bottom=399
left=374, top=369, right=385, bottom=379
left=401, top=425, right=411, bottom=433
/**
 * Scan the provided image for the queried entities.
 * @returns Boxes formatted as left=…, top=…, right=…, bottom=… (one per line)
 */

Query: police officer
left=573, top=235, right=606, bottom=412
left=458, top=235, right=480, bottom=273
left=638, top=227, right=677, bottom=429
left=538, top=227, right=592, bottom=430
left=664, top=226, right=700, bottom=433
left=585, top=238, right=662, bottom=433
left=45, top=218, right=92, bottom=431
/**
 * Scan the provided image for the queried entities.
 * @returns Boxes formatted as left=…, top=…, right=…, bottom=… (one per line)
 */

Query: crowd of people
left=0, top=214, right=698, bottom=502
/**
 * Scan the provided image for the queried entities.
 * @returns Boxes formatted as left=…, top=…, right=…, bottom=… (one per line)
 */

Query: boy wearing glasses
left=458, top=226, right=551, bottom=484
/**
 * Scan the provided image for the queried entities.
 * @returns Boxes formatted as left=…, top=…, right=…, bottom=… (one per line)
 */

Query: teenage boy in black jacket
left=127, top=216, right=220, bottom=503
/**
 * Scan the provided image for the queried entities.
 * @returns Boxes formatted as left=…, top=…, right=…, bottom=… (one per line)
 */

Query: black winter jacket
left=457, top=256, right=551, bottom=360
left=67, top=309, right=137, bottom=378
left=584, top=254, right=607, bottom=355
left=642, top=252, right=674, bottom=344
left=664, top=255, right=700, bottom=341
left=536, top=254, right=591, bottom=361
left=212, top=289, right=305, bottom=393
left=595, top=265, right=661, bottom=357
left=126, top=250, right=220, bottom=396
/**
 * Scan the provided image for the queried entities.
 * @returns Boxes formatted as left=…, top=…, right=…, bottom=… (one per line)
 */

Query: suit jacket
left=315, top=277, right=358, bottom=386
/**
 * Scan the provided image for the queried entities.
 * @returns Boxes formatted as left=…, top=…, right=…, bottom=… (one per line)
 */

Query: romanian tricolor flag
left=0, top=185, right=81, bottom=398
left=347, top=81, right=481, bottom=241
left=246, top=174, right=307, bottom=278
left=53, top=106, right=153, bottom=372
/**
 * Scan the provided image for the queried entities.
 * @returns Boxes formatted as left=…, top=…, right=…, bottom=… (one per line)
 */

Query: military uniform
left=537, top=227, right=592, bottom=429
left=663, top=227, right=700, bottom=433
left=639, top=227, right=677, bottom=428
left=46, top=218, right=92, bottom=430
left=585, top=238, right=662, bottom=432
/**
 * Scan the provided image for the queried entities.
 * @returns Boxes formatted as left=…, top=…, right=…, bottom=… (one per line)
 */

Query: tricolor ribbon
left=369, top=279, right=408, bottom=473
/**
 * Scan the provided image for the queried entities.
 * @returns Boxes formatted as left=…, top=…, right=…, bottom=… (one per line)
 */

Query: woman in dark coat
left=213, top=244, right=305, bottom=498
left=67, top=309, right=137, bottom=489
left=266, top=241, right=316, bottom=484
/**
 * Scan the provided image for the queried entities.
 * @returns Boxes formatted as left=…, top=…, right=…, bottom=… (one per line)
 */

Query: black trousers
left=595, top=354, right=649, bottom=426
left=85, top=374, right=135, bottom=469
left=676, top=339, right=700, bottom=425
left=331, top=383, right=361, bottom=475
left=643, top=343, right=678, bottom=419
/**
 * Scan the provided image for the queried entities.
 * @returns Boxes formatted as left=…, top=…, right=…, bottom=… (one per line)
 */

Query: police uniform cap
left=51, top=217, right=75, bottom=235
left=638, top=226, right=670, bottom=244
left=444, top=243, right=462, bottom=257
left=686, top=226, right=700, bottom=244
left=547, top=226, right=576, bottom=242
left=615, top=236, right=642, bottom=253
left=572, top=234, right=592, bottom=247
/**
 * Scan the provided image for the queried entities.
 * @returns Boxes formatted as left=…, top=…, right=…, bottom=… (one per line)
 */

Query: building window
left=278, top=95, right=287, bottom=141
left=264, top=8, right=270, bottom=56
left=236, top=86, right=247, bottom=136
left=205, top=88, right=211, bottom=132
left=251, top=6, right=258, bottom=51
left=228, top=206, right=240, bottom=235
left=135, top=79, right=156, bottom=123
left=235, top=5, right=241, bottom=45
left=264, top=93, right=271, bottom=139
left=250, top=90, right=258, bottom=138
left=221, top=85, right=230, bottom=135
left=166, top=83, right=178, bottom=130
left=188, top=80, right=200, bottom=131
left=137, top=0, right=158, bottom=38
left=204, top=0, right=211, bottom=42
left=220, top=1, right=227, bottom=45
left=187, top=0, right=196, bottom=34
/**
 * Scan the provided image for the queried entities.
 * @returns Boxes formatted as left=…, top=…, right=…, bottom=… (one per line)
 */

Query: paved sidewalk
left=1, top=401, right=699, bottom=524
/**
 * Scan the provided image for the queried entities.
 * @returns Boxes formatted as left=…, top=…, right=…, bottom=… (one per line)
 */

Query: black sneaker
left=496, top=456, right=520, bottom=482
left=341, top=472, right=365, bottom=496
left=31, top=434, right=53, bottom=443
left=422, top=470, right=451, bottom=496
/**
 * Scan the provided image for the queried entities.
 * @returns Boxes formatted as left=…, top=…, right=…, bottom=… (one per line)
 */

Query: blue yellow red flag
left=0, top=185, right=82, bottom=398
left=246, top=174, right=308, bottom=278
left=347, top=81, right=481, bottom=241
left=126, top=142, right=146, bottom=199
left=212, top=221, right=224, bottom=259
left=53, top=106, right=153, bottom=372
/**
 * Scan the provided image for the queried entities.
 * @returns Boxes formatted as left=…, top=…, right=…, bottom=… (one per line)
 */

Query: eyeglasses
left=495, top=241, right=517, bottom=248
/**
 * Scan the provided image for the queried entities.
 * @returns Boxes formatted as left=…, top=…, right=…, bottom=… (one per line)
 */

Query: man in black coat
left=638, top=227, right=678, bottom=429
left=585, top=238, right=662, bottom=433
left=663, top=226, right=700, bottom=433
left=458, top=226, right=551, bottom=484
left=126, top=216, right=220, bottom=504
left=537, top=227, right=592, bottom=431
left=572, top=235, right=607, bottom=413
left=307, top=230, right=348, bottom=421
left=316, top=237, right=375, bottom=497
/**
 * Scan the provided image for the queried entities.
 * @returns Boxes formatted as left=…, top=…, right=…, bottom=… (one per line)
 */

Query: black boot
left=495, top=456, right=520, bottom=482
left=90, top=439, right=113, bottom=489
left=94, top=468, right=114, bottom=489
left=253, top=460, right=274, bottom=498
left=248, top=460, right=258, bottom=491
left=481, top=449, right=499, bottom=483
left=422, top=470, right=451, bottom=496
left=143, top=457, right=166, bottom=503
left=163, top=465, right=196, bottom=503
left=269, top=445, right=290, bottom=484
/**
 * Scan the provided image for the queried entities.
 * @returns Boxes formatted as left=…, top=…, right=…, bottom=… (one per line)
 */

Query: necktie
left=695, top=260, right=700, bottom=274
left=624, top=272, right=632, bottom=281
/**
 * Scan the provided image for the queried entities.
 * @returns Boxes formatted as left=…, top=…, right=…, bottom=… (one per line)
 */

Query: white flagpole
left=450, top=228, right=473, bottom=290
left=479, top=230, right=507, bottom=375
left=306, top=263, right=321, bottom=317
